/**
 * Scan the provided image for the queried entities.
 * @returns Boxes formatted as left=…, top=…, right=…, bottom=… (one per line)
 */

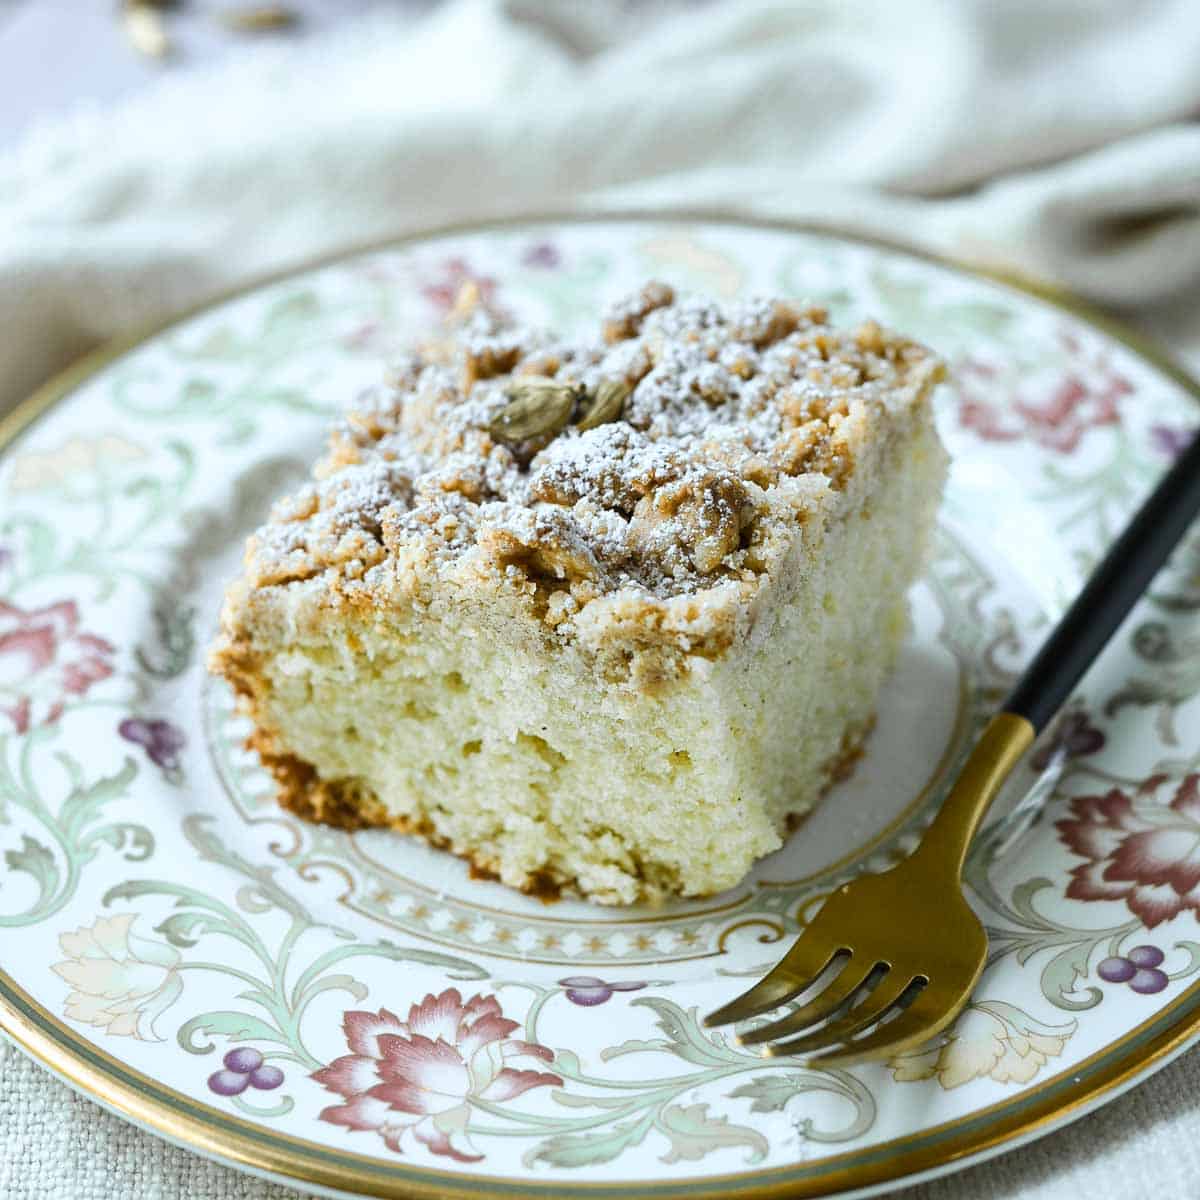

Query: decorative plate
left=3, top=215, right=1199, bottom=1200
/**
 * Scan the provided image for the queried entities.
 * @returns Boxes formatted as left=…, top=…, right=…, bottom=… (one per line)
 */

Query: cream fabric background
left=2, top=2, right=1200, bottom=1196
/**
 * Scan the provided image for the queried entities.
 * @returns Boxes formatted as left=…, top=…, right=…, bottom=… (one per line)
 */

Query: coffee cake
left=210, top=281, right=947, bottom=904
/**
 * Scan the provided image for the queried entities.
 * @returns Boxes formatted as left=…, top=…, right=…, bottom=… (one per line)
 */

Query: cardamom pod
left=577, top=378, right=631, bottom=432
left=218, top=6, right=299, bottom=32
left=488, top=378, right=579, bottom=444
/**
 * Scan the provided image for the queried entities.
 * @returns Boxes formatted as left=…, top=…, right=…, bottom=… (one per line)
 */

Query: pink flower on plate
left=313, top=989, right=561, bottom=1162
left=959, top=368, right=1128, bottom=454
left=0, top=599, right=115, bottom=733
left=955, top=328, right=1133, bottom=455
left=1057, top=773, right=1200, bottom=928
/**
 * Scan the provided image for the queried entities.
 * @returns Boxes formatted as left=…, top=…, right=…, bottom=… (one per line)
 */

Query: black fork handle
left=1004, top=429, right=1200, bottom=732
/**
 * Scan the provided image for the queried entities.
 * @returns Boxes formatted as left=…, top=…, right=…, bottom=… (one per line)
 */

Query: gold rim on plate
left=1, top=210, right=1198, bottom=1200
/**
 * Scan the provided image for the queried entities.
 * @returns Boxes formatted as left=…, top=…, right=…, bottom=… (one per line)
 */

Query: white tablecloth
left=3, top=2, right=1200, bottom=1197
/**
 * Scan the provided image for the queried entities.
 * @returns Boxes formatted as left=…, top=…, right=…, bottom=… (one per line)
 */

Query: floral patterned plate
left=3, top=215, right=1200, bottom=1200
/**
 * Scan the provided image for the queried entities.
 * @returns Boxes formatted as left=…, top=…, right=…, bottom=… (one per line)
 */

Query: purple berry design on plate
left=1150, top=423, right=1197, bottom=461
left=223, top=1047, right=263, bottom=1074
left=1130, top=967, right=1169, bottom=994
left=1127, top=945, right=1165, bottom=969
left=558, top=976, right=648, bottom=1006
left=1098, top=946, right=1169, bottom=994
left=208, top=1069, right=249, bottom=1097
left=118, top=717, right=186, bottom=778
left=248, top=1065, right=284, bottom=1091
left=208, top=1046, right=283, bottom=1097
left=1031, top=710, right=1106, bottom=771
left=521, top=241, right=561, bottom=269
left=1097, top=955, right=1136, bottom=983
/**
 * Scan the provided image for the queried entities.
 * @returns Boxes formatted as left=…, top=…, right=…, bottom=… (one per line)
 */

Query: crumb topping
left=243, top=282, right=943, bottom=627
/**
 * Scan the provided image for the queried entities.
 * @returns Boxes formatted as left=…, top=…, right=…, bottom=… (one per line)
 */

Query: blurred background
left=0, top=2, right=397, bottom=143
left=2, top=0, right=1198, bottom=420
left=2, top=3, right=1200, bottom=1199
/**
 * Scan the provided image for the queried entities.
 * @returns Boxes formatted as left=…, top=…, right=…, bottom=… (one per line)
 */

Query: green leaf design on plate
left=85, top=823, right=154, bottom=863
left=261, top=292, right=322, bottom=345
left=657, top=1102, right=768, bottom=1164
left=135, top=597, right=196, bottom=680
left=179, top=1011, right=287, bottom=1053
left=172, top=291, right=325, bottom=364
left=3, top=835, right=59, bottom=905
left=2, top=440, right=195, bottom=600
left=549, top=1090, right=631, bottom=1110
left=293, top=973, right=368, bottom=1005
left=599, top=1036, right=672, bottom=1061
left=547, top=1047, right=581, bottom=1076
left=155, top=911, right=238, bottom=949
left=520, top=253, right=612, bottom=324
left=1101, top=620, right=1200, bottom=746
left=3, top=514, right=58, bottom=578
left=1038, top=942, right=1103, bottom=1012
left=938, top=300, right=1015, bottom=337
left=729, top=1072, right=820, bottom=1114
left=523, top=1112, right=658, bottom=1168
left=868, top=264, right=1015, bottom=353
left=60, top=758, right=138, bottom=845
left=1168, top=941, right=1200, bottom=980
left=508, top=985, right=877, bottom=1166
left=232, top=1093, right=295, bottom=1120
left=112, top=289, right=342, bottom=442
left=629, top=997, right=742, bottom=1068
left=0, top=740, right=149, bottom=927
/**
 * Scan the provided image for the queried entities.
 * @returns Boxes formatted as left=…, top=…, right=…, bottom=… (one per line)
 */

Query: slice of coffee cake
left=210, top=282, right=947, bottom=904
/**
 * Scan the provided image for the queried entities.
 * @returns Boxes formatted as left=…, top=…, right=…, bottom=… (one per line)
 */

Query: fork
left=704, top=428, right=1200, bottom=1066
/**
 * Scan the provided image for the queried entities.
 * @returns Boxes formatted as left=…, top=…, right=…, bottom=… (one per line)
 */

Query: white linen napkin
left=2, top=0, right=1199, bottom=418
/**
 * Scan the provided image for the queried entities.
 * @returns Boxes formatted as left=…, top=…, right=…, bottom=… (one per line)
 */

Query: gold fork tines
left=704, top=714, right=1035, bottom=1064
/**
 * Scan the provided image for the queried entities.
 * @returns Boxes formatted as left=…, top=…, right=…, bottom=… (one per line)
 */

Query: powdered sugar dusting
left=241, top=282, right=942, bottom=610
